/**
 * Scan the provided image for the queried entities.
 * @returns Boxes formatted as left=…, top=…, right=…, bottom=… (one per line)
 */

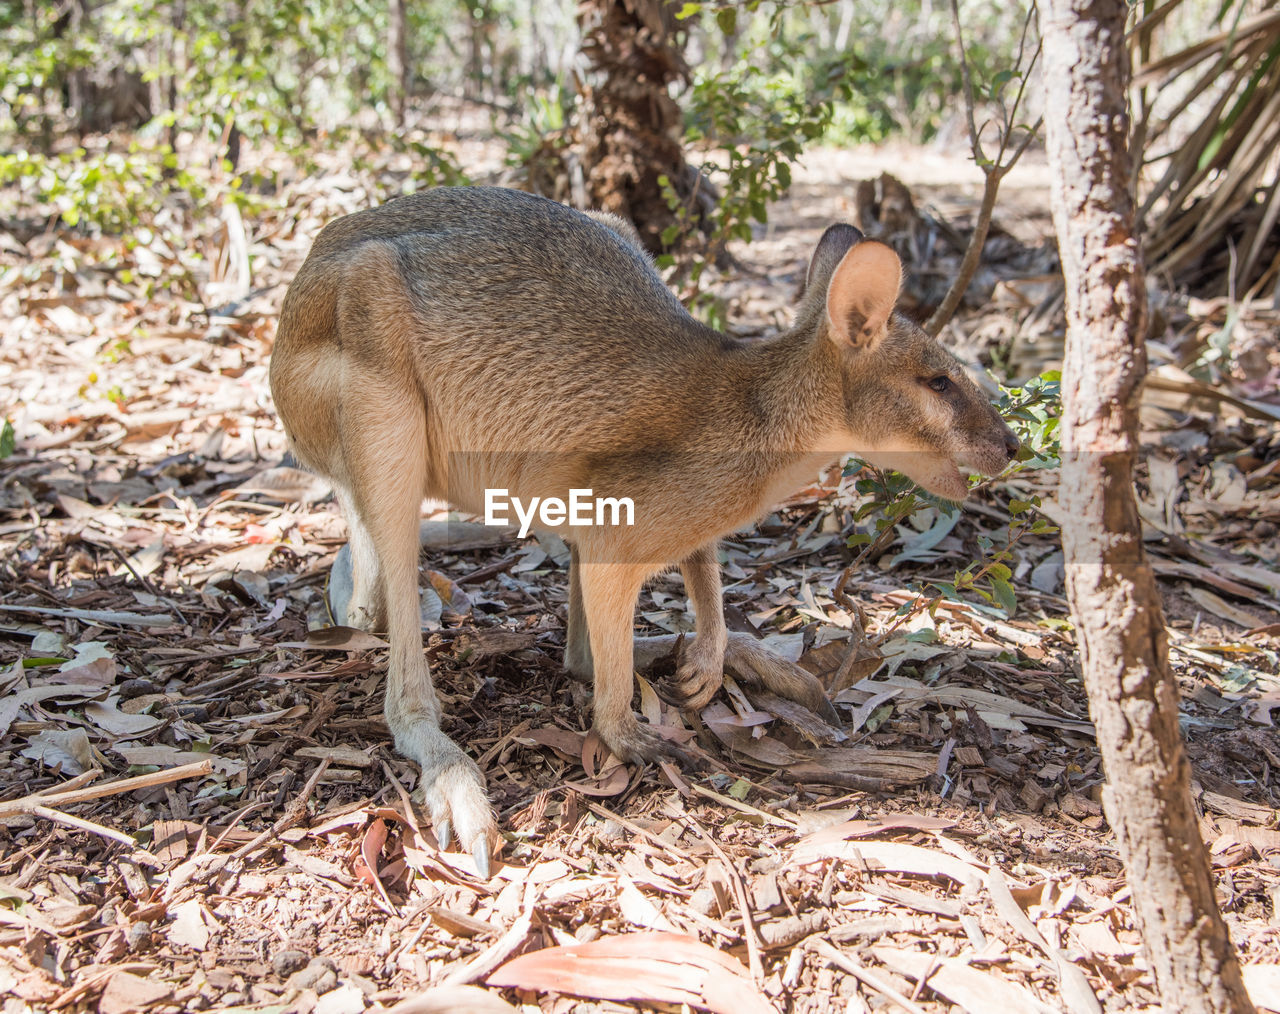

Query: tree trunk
left=387, top=0, right=408, bottom=127
left=575, top=0, right=696, bottom=253
left=1040, top=2, right=1254, bottom=1012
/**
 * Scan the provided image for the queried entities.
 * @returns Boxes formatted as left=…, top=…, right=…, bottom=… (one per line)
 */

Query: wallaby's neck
left=723, top=324, right=847, bottom=455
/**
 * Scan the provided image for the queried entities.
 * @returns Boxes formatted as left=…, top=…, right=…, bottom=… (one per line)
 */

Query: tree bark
left=575, top=0, right=696, bottom=253
left=1040, top=2, right=1254, bottom=1012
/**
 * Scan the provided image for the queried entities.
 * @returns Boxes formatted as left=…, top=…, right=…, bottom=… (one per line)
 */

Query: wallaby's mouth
left=860, top=449, right=972, bottom=502
left=920, top=463, right=971, bottom=502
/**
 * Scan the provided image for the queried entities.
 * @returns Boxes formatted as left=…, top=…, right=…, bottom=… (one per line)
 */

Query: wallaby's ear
left=802, top=223, right=863, bottom=299
left=825, top=239, right=901, bottom=350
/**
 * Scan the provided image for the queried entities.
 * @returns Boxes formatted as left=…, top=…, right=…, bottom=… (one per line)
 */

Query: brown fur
left=270, top=187, right=1017, bottom=871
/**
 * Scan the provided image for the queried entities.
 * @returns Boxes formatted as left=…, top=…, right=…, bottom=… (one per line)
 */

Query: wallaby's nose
left=1003, top=431, right=1021, bottom=460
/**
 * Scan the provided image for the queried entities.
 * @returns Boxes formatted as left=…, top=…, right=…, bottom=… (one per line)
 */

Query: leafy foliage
left=843, top=370, right=1061, bottom=621
left=1133, top=0, right=1280, bottom=297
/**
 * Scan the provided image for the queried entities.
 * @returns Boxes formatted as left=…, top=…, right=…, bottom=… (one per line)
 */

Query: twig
left=206, top=800, right=272, bottom=855
left=29, top=804, right=139, bottom=849
left=809, top=938, right=929, bottom=1014
left=0, top=760, right=214, bottom=818
left=230, top=757, right=330, bottom=860
left=688, top=783, right=799, bottom=830
left=49, top=961, right=159, bottom=1011
left=109, top=544, right=190, bottom=626
left=30, top=768, right=103, bottom=797
left=0, top=603, right=175, bottom=628
left=678, top=812, right=764, bottom=985
left=440, top=885, right=536, bottom=986
left=924, top=0, right=1042, bottom=336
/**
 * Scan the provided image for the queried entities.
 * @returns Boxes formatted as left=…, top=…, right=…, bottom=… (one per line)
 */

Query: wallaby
left=270, top=186, right=1018, bottom=876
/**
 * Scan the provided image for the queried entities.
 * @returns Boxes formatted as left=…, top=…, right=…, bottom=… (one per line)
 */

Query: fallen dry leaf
left=167, top=899, right=210, bottom=950
left=389, top=985, right=520, bottom=1013
left=488, top=931, right=775, bottom=1014
left=99, top=971, right=173, bottom=1014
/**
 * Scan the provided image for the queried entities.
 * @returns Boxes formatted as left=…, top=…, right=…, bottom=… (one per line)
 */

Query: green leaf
left=865, top=702, right=894, bottom=733
left=986, top=562, right=1013, bottom=582
left=715, top=6, right=737, bottom=34
left=990, top=575, right=1017, bottom=617
left=675, top=2, right=702, bottom=19
left=0, top=420, right=13, bottom=459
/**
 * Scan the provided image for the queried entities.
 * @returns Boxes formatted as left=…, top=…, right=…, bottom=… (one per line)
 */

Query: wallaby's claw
left=416, top=752, right=497, bottom=877
left=471, top=838, right=492, bottom=881
left=724, top=632, right=840, bottom=724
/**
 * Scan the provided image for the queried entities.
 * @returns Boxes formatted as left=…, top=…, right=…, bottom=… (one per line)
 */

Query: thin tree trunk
left=576, top=0, right=696, bottom=253
left=387, top=0, right=408, bottom=127
left=67, top=0, right=91, bottom=131
left=1040, top=2, right=1254, bottom=1011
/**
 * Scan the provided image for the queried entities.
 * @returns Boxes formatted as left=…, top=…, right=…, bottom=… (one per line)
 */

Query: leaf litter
left=1, top=133, right=1279, bottom=1012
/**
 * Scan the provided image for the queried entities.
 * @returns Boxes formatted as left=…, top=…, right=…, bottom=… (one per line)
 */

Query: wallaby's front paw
left=415, top=751, right=496, bottom=879
left=658, top=655, right=723, bottom=712
left=724, top=633, right=840, bottom=724
left=649, top=635, right=726, bottom=712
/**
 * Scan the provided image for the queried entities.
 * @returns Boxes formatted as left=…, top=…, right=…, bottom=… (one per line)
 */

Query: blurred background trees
left=1, top=0, right=1276, bottom=301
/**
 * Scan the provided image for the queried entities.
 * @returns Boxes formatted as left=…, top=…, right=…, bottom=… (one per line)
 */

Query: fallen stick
left=0, top=760, right=214, bottom=819
left=809, top=939, right=929, bottom=1014
left=679, top=811, right=766, bottom=985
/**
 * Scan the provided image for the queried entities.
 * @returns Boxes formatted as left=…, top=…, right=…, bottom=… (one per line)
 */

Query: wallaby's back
left=272, top=187, right=826, bottom=519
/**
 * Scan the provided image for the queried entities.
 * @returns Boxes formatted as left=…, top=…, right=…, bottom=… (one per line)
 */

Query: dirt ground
left=1, top=131, right=1279, bottom=1014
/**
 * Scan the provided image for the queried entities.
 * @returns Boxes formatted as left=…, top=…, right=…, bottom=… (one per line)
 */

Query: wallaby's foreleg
left=342, top=398, right=495, bottom=875
left=565, top=543, right=726, bottom=696
left=660, top=543, right=729, bottom=711
left=577, top=559, right=690, bottom=764
left=649, top=544, right=838, bottom=722
left=567, top=544, right=836, bottom=725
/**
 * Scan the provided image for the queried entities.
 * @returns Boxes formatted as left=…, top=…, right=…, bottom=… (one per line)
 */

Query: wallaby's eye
left=927, top=376, right=952, bottom=394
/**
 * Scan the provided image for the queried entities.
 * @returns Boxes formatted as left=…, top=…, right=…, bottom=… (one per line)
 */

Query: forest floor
left=1, top=124, right=1279, bottom=1014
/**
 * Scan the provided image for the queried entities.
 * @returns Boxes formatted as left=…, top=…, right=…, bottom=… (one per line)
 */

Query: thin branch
left=949, top=0, right=985, bottom=164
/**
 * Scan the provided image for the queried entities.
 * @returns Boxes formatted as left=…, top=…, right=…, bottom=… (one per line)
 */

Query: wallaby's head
left=804, top=224, right=1019, bottom=501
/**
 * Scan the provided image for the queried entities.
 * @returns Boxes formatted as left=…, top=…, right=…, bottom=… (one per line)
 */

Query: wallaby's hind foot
left=389, top=711, right=496, bottom=878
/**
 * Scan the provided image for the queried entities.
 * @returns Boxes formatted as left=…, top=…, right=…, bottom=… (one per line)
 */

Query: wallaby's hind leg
left=335, top=487, right=387, bottom=631
left=564, top=542, right=593, bottom=680
left=341, top=394, right=495, bottom=874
